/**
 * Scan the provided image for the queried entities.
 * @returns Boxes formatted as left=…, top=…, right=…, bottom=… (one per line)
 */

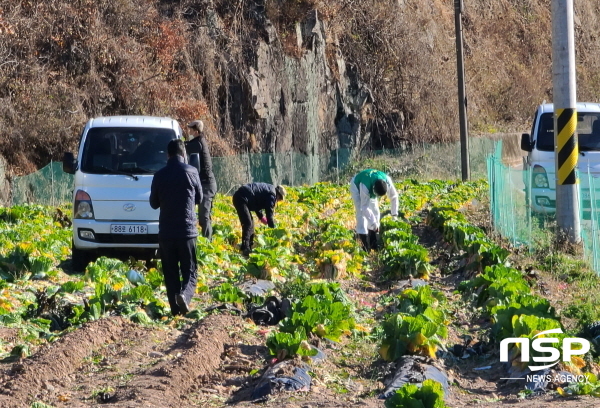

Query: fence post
left=246, top=148, right=251, bottom=183
left=336, top=149, right=339, bottom=184
left=509, top=166, right=516, bottom=245
left=525, top=161, right=531, bottom=250
left=50, top=160, right=54, bottom=207
left=588, top=167, right=598, bottom=272
left=290, top=151, right=294, bottom=186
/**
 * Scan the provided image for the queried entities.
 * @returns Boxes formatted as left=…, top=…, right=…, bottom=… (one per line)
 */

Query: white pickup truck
left=62, top=116, right=184, bottom=272
left=521, top=102, right=600, bottom=219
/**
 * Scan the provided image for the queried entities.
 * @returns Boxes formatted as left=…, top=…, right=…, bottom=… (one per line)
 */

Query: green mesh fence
left=580, top=170, right=600, bottom=272
left=487, top=140, right=600, bottom=273
left=11, top=161, right=74, bottom=207
left=487, top=141, right=532, bottom=248
left=11, top=136, right=507, bottom=206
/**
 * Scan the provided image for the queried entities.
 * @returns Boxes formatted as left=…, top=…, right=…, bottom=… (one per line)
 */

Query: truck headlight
left=74, top=190, right=95, bottom=219
left=536, top=197, right=552, bottom=206
left=532, top=165, right=549, bottom=188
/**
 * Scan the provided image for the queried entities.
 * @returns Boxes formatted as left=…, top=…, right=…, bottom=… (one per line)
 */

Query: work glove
left=259, top=216, right=268, bottom=225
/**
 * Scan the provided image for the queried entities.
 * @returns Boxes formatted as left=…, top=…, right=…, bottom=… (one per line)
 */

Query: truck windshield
left=80, top=127, right=176, bottom=174
left=536, top=112, right=600, bottom=151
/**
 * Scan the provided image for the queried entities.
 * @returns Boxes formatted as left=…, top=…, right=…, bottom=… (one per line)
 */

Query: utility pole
left=552, top=0, right=581, bottom=243
left=454, top=0, right=470, bottom=181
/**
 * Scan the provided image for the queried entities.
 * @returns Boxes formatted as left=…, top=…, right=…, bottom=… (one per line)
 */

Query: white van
left=521, top=102, right=600, bottom=218
left=62, top=116, right=184, bottom=272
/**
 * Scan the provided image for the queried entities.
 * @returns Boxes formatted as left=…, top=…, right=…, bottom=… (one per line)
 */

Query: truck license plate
left=110, top=224, right=148, bottom=234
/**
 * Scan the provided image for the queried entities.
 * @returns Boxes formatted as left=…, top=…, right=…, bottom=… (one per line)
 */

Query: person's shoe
left=368, top=230, right=379, bottom=251
left=240, top=241, right=252, bottom=257
left=176, top=294, right=190, bottom=314
left=358, top=234, right=369, bottom=251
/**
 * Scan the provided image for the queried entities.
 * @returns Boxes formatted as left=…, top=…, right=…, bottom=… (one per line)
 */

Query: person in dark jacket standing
left=185, top=120, right=217, bottom=240
left=150, top=139, right=203, bottom=316
left=232, top=183, right=286, bottom=255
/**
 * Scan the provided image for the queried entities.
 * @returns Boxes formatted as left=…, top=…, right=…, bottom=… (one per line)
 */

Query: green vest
left=354, top=169, right=387, bottom=198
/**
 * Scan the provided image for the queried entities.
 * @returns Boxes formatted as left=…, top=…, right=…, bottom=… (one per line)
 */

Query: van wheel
left=143, top=249, right=158, bottom=266
left=71, top=245, right=90, bottom=273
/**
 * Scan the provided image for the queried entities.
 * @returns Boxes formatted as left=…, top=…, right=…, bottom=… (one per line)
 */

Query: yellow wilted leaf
left=413, top=332, right=427, bottom=346
left=354, top=324, right=371, bottom=333
left=426, top=344, right=438, bottom=359
left=378, top=344, right=391, bottom=361
left=18, top=242, right=33, bottom=251
left=556, top=387, right=566, bottom=396
left=571, top=356, right=586, bottom=369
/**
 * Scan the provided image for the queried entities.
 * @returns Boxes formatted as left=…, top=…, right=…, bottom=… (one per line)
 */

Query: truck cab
left=521, top=102, right=600, bottom=218
left=63, top=116, right=183, bottom=272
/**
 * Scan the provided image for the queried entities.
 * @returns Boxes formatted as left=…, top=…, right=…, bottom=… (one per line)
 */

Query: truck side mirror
left=188, top=153, right=200, bottom=172
left=520, top=133, right=532, bottom=152
left=62, top=152, right=77, bottom=174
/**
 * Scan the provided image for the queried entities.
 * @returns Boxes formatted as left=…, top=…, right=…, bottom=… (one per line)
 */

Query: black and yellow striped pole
left=556, top=109, right=578, bottom=185
left=553, top=0, right=581, bottom=243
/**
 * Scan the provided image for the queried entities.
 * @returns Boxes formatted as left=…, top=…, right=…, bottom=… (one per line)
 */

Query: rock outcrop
left=225, top=10, right=372, bottom=185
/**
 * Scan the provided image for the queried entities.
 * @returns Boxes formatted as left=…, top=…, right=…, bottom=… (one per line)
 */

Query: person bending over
left=232, top=182, right=286, bottom=256
left=350, top=169, right=398, bottom=251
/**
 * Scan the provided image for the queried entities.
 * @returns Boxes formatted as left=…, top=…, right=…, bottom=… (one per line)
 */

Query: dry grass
left=1, top=0, right=600, bottom=175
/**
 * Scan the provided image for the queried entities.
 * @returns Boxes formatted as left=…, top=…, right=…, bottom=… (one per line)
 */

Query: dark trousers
left=199, top=183, right=216, bottom=240
left=159, top=237, right=198, bottom=315
left=232, top=193, right=254, bottom=250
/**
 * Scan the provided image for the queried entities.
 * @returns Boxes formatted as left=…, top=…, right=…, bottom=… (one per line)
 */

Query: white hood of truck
left=75, top=173, right=158, bottom=221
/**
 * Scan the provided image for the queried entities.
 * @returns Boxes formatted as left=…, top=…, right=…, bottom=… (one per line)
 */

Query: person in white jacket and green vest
left=350, top=169, right=399, bottom=251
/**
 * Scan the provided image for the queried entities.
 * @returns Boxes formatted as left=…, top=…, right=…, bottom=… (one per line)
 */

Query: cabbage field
left=0, top=180, right=597, bottom=408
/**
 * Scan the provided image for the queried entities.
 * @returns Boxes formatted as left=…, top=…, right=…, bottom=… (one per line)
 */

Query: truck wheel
left=71, top=244, right=90, bottom=273
left=143, top=249, right=158, bottom=264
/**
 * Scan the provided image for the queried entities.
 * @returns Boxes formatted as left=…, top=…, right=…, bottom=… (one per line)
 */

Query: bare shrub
left=1, top=0, right=600, bottom=176
left=332, top=0, right=459, bottom=146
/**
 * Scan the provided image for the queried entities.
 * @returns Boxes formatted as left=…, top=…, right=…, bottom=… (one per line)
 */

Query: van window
left=81, top=127, right=176, bottom=174
left=536, top=112, right=600, bottom=152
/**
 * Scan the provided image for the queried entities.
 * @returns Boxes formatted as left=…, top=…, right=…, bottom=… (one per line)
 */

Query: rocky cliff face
left=2, top=0, right=600, bottom=184
left=0, top=0, right=375, bottom=186
left=218, top=9, right=372, bottom=184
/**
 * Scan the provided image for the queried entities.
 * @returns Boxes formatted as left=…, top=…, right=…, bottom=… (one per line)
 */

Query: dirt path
left=0, top=314, right=244, bottom=407
left=0, top=310, right=382, bottom=408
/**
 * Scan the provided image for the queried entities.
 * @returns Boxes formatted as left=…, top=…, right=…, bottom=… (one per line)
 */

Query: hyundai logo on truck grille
left=123, top=203, right=136, bottom=212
